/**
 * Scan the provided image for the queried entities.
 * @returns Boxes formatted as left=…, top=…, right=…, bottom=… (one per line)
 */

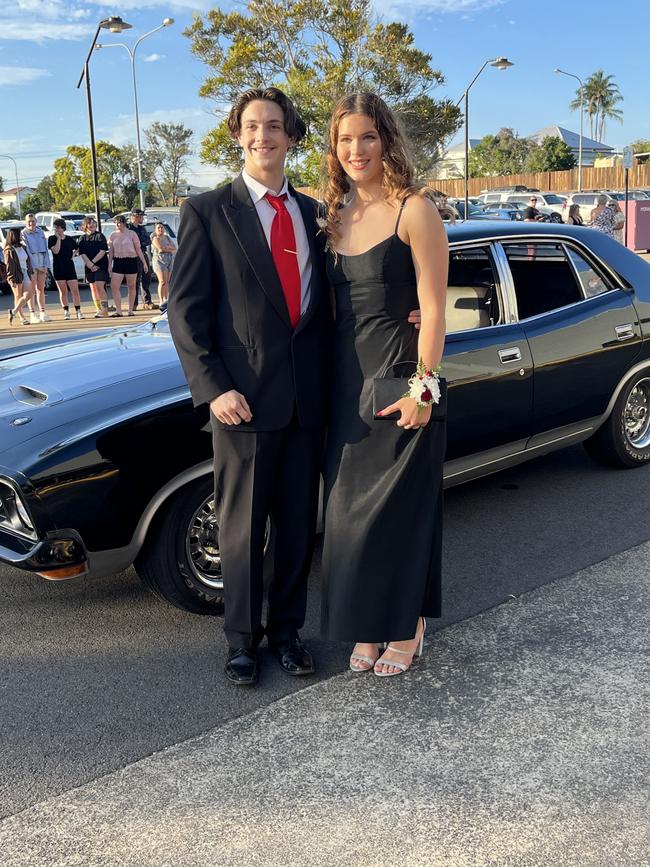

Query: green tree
left=570, top=70, right=623, bottom=142
left=50, top=143, right=140, bottom=211
left=0, top=205, right=18, bottom=220
left=525, top=136, right=577, bottom=172
left=184, top=0, right=461, bottom=185
left=631, top=139, right=650, bottom=165
left=468, top=128, right=535, bottom=177
left=144, top=122, right=194, bottom=205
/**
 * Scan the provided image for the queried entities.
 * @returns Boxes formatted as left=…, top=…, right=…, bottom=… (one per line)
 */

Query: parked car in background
left=2, top=222, right=650, bottom=615
left=35, top=211, right=86, bottom=232
left=608, top=190, right=650, bottom=202
left=477, top=190, right=565, bottom=222
left=561, top=191, right=616, bottom=223
left=450, top=200, right=523, bottom=221
left=115, top=208, right=182, bottom=236
left=480, top=203, right=525, bottom=221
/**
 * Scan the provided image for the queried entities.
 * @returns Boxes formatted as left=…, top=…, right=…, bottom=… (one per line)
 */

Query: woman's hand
left=378, top=397, right=432, bottom=430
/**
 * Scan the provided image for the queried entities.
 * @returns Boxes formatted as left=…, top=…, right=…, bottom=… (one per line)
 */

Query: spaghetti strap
left=394, top=197, right=409, bottom=235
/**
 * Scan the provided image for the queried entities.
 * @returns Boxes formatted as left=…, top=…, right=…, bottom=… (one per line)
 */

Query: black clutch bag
left=373, top=361, right=447, bottom=421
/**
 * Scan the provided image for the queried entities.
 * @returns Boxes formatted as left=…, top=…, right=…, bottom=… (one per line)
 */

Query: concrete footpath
left=0, top=545, right=648, bottom=866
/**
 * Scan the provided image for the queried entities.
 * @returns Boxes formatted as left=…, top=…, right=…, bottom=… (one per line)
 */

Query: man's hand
left=407, top=308, right=421, bottom=330
left=210, top=390, right=253, bottom=425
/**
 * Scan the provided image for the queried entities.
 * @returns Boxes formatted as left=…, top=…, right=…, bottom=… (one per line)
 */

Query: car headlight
left=0, top=478, right=38, bottom=541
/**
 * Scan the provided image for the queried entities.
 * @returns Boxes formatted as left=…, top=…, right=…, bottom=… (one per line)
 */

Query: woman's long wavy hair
left=323, top=92, right=427, bottom=244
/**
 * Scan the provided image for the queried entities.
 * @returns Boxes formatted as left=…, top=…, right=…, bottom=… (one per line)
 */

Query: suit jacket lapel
left=223, top=174, right=292, bottom=329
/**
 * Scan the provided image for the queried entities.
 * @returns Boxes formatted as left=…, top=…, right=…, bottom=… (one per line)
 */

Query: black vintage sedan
left=2, top=222, right=650, bottom=614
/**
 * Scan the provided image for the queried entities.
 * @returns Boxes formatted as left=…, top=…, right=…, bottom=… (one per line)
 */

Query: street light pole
left=96, top=18, right=174, bottom=211
left=554, top=68, right=584, bottom=192
left=458, top=57, right=514, bottom=219
left=77, top=17, right=133, bottom=232
left=0, top=154, right=21, bottom=218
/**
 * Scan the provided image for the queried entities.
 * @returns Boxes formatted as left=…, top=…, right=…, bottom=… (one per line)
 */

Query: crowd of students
left=4, top=209, right=176, bottom=326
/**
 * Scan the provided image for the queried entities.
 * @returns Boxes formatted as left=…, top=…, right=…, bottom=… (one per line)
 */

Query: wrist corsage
left=404, top=359, right=442, bottom=409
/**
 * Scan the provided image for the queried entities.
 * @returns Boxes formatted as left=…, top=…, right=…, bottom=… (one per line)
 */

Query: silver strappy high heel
left=373, top=618, right=426, bottom=677
left=349, top=642, right=385, bottom=673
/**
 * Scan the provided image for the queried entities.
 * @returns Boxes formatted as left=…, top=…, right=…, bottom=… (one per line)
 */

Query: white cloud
left=0, top=66, right=51, bottom=86
left=0, top=22, right=93, bottom=42
left=143, top=54, right=165, bottom=63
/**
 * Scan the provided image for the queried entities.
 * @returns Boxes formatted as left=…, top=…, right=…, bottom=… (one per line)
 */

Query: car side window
left=503, top=242, right=584, bottom=319
left=564, top=245, right=612, bottom=298
left=447, top=246, right=501, bottom=333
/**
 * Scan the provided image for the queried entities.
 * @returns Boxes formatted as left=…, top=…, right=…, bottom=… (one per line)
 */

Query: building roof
left=0, top=186, right=35, bottom=195
left=444, top=139, right=482, bottom=156
left=527, top=126, right=614, bottom=152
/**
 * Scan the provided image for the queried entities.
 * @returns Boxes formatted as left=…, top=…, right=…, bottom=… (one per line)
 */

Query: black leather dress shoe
left=225, top=647, right=258, bottom=685
left=269, top=635, right=315, bottom=676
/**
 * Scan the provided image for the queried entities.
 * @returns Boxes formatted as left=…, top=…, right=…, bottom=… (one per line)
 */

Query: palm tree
left=570, top=70, right=623, bottom=142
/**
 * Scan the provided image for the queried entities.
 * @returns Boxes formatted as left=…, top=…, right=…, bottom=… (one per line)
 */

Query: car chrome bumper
left=0, top=527, right=88, bottom=578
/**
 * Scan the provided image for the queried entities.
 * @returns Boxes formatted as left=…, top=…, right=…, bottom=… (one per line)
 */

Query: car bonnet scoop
left=9, top=385, right=62, bottom=406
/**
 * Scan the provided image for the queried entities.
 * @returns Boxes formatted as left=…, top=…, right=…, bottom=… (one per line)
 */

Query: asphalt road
left=2, top=442, right=650, bottom=820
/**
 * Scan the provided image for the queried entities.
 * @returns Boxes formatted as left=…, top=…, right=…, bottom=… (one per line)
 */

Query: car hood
left=0, top=322, right=190, bottom=461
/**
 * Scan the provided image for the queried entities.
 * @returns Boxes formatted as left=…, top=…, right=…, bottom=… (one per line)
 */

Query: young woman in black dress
left=48, top=218, right=83, bottom=320
left=321, top=93, right=448, bottom=677
left=78, top=217, right=109, bottom=317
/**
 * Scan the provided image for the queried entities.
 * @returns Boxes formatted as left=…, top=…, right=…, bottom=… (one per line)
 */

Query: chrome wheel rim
left=185, top=494, right=270, bottom=591
left=623, top=378, right=650, bottom=449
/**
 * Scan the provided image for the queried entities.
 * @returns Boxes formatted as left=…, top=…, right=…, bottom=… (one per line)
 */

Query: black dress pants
left=135, top=253, right=152, bottom=305
left=211, top=414, right=323, bottom=649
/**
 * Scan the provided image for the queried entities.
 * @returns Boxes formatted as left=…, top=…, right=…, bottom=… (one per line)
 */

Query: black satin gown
left=321, top=226, right=446, bottom=643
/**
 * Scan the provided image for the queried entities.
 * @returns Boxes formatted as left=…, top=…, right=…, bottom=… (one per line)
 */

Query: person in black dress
left=78, top=217, right=109, bottom=317
left=321, top=93, right=448, bottom=677
left=48, top=218, right=83, bottom=320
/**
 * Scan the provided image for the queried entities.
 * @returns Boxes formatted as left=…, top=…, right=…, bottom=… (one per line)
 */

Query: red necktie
left=264, top=193, right=301, bottom=327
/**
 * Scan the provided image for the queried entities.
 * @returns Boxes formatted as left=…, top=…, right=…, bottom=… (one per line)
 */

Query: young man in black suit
left=169, top=88, right=331, bottom=685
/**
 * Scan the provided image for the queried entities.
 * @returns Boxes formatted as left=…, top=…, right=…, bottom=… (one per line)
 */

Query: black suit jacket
left=168, top=174, right=331, bottom=432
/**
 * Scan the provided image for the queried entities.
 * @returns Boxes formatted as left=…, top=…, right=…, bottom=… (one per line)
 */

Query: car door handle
left=615, top=324, right=635, bottom=341
left=498, top=347, right=522, bottom=363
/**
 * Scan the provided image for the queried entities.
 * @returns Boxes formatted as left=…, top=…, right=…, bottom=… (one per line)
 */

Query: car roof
left=446, top=221, right=595, bottom=243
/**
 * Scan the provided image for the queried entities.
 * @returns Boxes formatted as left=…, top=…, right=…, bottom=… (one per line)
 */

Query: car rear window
left=502, top=242, right=583, bottom=318
left=543, top=194, right=564, bottom=204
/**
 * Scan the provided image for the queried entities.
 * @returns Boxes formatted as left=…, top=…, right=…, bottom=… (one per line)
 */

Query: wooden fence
left=428, top=165, right=650, bottom=197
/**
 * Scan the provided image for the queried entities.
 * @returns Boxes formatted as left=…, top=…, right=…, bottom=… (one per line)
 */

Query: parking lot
left=2, top=439, right=650, bottom=825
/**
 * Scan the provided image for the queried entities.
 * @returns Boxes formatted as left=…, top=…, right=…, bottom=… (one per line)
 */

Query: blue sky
left=2, top=0, right=649, bottom=192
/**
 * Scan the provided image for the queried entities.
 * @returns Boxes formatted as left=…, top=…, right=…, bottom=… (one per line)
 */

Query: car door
left=443, top=242, right=533, bottom=464
left=499, top=238, right=642, bottom=438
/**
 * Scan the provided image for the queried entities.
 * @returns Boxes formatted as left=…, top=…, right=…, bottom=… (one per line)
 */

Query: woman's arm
left=152, top=236, right=162, bottom=252
left=107, top=235, right=114, bottom=271
left=408, top=195, right=448, bottom=371
left=377, top=195, right=448, bottom=429
left=49, top=234, right=62, bottom=255
left=132, top=232, right=148, bottom=271
left=92, top=234, right=108, bottom=265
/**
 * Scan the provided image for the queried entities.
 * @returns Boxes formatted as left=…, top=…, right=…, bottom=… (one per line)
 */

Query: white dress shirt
left=241, top=169, right=312, bottom=315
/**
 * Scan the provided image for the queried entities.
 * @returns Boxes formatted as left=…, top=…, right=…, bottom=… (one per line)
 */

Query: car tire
left=583, top=373, right=650, bottom=468
left=550, top=213, right=563, bottom=223
left=134, top=476, right=272, bottom=615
